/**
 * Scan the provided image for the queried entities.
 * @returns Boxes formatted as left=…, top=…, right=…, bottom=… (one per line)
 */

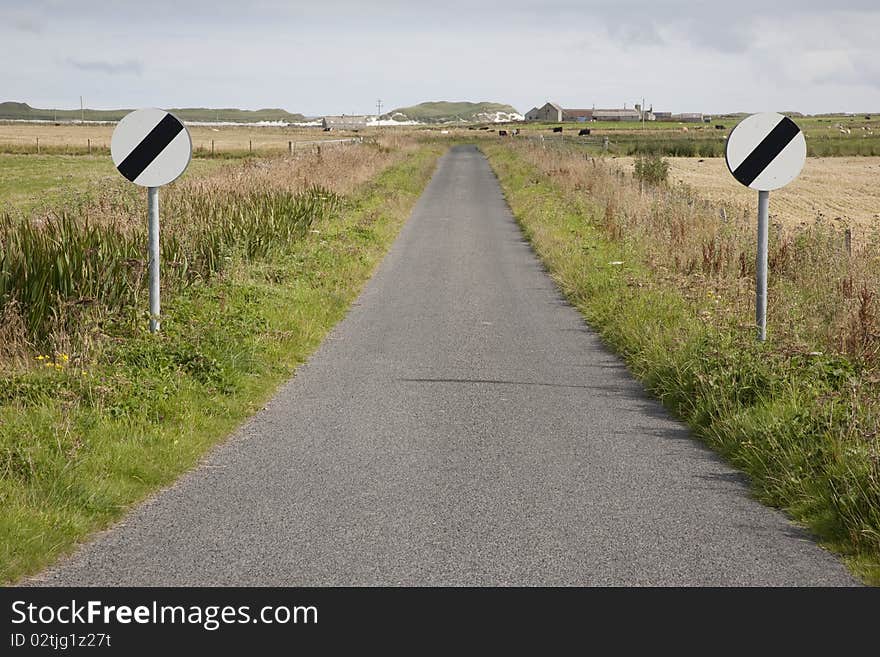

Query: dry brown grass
left=615, top=156, right=880, bottom=233
left=0, top=122, right=404, bottom=155
left=511, top=142, right=880, bottom=359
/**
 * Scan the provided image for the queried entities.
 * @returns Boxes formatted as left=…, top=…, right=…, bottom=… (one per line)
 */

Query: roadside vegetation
left=0, top=137, right=442, bottom=582
left=484, top=140, right=880, bottom=584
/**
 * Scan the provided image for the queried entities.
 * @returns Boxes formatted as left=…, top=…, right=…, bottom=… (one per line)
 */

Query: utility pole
left=376, top=99, right=383, bottom=123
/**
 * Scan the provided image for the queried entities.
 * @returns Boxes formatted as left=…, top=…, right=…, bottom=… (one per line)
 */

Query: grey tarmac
left=35, top=145, right=858, bottom=586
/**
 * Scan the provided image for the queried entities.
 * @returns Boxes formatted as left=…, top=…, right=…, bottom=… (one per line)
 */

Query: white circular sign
left=725, top=112, right=806, bottom=191
left=111, top=108, right=192, bottom=187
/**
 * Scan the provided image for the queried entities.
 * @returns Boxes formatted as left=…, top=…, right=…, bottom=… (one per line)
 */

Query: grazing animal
left=715, top=125, right=725, bottom=129
left=498, top=130, right=508, bottom=136
left=552, top=126, right=563, bottom=133
left=578, top=128, right=591, bottom=136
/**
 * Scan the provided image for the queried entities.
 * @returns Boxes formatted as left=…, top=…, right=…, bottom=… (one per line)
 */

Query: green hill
left=386, top=101, right=523, bottom=124
left=0, top=102, right=307, bottom=123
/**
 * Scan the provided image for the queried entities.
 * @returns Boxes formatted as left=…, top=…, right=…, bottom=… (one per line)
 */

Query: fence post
left=36, top=137, right=40, bottom=154
left=87, top=138, right=91, bottom=154
left=288, top=140, right=292, bottom=155
left=249, top=140, right=252, bottom=153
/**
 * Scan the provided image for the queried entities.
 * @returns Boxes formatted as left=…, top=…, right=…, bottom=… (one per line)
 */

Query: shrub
left=633, top=154, right=670, bottom=186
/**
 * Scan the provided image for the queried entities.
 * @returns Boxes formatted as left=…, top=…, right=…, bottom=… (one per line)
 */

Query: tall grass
left=0, top=186, right=339, bottom=345
left=0, top=139, right=412, bottom=356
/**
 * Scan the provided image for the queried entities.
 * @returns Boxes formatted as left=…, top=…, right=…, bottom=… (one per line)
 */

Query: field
left=613, top=156, right=880, bottom=231
left=0, top=122, right=371, bottom=157
left=514, top=114, right=880, bottom=157
left=0, top=154, right=229, bottom=214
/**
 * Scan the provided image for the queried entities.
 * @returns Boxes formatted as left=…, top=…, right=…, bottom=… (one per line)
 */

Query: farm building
left=525, top=102, right=564, bottom=122
left=322, top=115, right=368, bottom=130
left=562, top=108, right=594, bottom=122
left=673, top=113, right=704, bottom=123
left=592, top=108, right=642, bottom=122
left=653, top=111, right=673, bottom=120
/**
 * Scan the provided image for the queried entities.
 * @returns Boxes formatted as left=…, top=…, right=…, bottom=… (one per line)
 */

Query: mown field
left=611, top=155, right=880, bottom=231
left=0, top=122, right=372, bottom=158
left=484, top=140, right=880, bottom=584
left=0, top=137, right=443, bottom=582
left=0, top=153, right=229, bottom=214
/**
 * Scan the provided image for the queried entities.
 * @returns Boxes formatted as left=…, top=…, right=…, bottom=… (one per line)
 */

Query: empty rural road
left=37, top=146, right=856, bottom=586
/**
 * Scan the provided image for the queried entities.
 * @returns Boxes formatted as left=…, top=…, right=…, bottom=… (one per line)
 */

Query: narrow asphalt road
left=37, top=146, right=856, bottom=585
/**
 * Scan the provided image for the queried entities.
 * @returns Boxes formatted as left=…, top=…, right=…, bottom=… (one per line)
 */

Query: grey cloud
left=67, top=58, right=144, bottom=75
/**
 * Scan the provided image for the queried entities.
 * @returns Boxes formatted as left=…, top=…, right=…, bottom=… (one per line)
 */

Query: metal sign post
left=111, top=108, right=192, bottom=333
left=147, top=186, right=161, bottom=332
left=756, top=189, right=769, bottom=341
left=725, top=112, right=806, bottom=341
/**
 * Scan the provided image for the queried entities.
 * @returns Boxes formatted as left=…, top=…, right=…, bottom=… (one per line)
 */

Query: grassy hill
left=0, top=102, right=307, bottom=124
left=386, top=101, right=522, bottom=124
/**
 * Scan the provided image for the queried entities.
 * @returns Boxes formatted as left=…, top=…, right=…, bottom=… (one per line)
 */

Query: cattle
left=552, top=126, right=563, bottom=133
left=498, top=130, right=508, bottom=137
left=715, top=125, right=725, bottom=130
left=578, top=128, right=591, bottom=136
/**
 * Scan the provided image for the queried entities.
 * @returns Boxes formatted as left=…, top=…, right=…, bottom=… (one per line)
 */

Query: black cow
left=715, top=125, right=725, bottom=130
left=552, top=126, right=563, bottom=133
left=498, top=130, right=508, bottom=136
left=578, top=128, right=591, bottom=136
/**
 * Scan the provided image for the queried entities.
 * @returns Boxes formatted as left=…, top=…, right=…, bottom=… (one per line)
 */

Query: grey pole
left=148, top=186, right=161, bottom=333
left=755, top=189, right=769, bottom=341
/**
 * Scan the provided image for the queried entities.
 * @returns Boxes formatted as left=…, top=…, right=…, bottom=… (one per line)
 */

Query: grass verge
left=482, top=143, right=880, bottom=585
left=0, top=144, right=443, bottom=583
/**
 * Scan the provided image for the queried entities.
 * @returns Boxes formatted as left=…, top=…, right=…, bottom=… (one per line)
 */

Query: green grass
left=0, top=144, right=443, bottom=583
left=0, top=154, right=226, bottom=213
left=516, top=113, right=880, bottom=157
left=483, top=143, right=880, bottom=585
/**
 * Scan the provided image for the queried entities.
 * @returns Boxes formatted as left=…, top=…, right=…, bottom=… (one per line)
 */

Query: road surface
left=36, top=146, right=857, bottom=585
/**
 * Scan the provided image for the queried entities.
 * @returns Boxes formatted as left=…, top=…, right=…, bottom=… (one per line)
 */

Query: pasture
left=0, top=122, right=370, bottom=157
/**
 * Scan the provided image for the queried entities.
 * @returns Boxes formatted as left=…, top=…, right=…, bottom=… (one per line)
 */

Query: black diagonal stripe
left=732, top=116, right=801, bottom=187
left=117, top=113, right=184, bottom=182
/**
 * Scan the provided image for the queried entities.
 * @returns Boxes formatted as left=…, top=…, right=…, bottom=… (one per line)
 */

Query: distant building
left=562, top=108, right=594, bottom=122
left=525, top=102, right=564, bottom=122
left=673, top=113, right=704, bottom=123
left=653, top=111, right=673, bottom=121
left=592, top=108, right=641, bottom=122
left=322, top=115, right=368, bottom=130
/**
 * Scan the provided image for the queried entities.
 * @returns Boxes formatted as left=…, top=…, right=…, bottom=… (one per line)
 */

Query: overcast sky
left=3, top=0, right=879, bottom=115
